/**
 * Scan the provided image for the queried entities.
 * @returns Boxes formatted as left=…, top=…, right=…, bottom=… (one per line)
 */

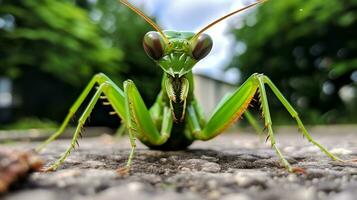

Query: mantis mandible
left=36, top=0, right=346, bottom=173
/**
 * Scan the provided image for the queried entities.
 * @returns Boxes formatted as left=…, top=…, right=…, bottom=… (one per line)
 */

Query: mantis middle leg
left=187, top=73, right=341, bottom=172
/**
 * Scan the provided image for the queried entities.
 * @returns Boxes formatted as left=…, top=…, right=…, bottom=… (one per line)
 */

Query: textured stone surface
left=1, top=126, right=357, bottom=200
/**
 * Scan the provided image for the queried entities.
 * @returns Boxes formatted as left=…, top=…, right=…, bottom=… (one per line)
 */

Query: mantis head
left=143, top=30, right=212, bottom=77
left=120, top=0, right=265, bottom=78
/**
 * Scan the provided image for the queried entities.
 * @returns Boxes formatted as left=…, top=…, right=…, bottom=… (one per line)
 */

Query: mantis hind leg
left=188, top=73, right=341, bottom=172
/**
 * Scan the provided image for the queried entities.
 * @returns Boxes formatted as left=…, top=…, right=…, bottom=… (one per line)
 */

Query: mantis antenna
left=190, top=0, right=267, bottom=42
left=119, top=0, right=170, bottom=44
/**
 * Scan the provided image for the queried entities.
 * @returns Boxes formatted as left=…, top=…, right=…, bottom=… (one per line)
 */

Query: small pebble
left=84, top=160, right=105, bottom=168
left=208, top=190, right=221, bottom=199
left=330, top=148, right=352, bottom=155
left=179, top=159, right=220, bottom=173
left=200, top=155, right=219, bottom=162
left=221, top=193, right=251, bottom=200
left=287, top=174, right=298, bottom=182
left=128, top=182, right=145, bottom=192
left=202, top=162, right=221, bottom=173
left=207, top=179, right=218, bottom=189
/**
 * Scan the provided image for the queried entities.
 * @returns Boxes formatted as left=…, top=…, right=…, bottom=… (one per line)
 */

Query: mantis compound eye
left=191, top=33, right=213, bottom=60
left=143, top=31, right=165, bottom=60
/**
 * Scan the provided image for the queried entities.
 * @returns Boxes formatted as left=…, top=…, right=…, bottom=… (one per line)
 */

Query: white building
left=193, top=73, right=236, bottom=116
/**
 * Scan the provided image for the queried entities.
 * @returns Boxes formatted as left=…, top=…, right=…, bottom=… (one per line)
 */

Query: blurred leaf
left=230, top=0, right=357, bottom=124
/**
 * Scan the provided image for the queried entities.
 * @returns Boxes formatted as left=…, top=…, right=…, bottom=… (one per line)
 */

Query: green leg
left=123, top=80, right=171, bottom=146
left=191, top=100, right=206, bottom=128
left=256, top=75, right=292, bottom=171
left=149, top=93, right=164, bottom=130
left=189, top=98, right=262, bottom=138
left=262, top=76, right=342, bottom=161
left=44, top=79, right=172, bottom=171
left=188, top=73, right=340, bottom=172
left=114, top=123, right=127, bottom=138
left=188, top=74, right=291, bottom=170
left=208, top=91, right=263, bottom=136
left=44, top=82, right=126, bottom=171
left=36, top=73, right=122, bottom=152
left=190, top=74, right=259, bottom=140
left=243, top=110, right=263, bottom=139
left=118, top=81, right=172, bottom=174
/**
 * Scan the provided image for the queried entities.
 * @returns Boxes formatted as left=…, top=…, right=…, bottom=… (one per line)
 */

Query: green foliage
left=0, top=0, right=161, bottom=124
left=0, top=0, right=123, bottom=85
left=230, top=0, right=357, bottom=124
left=0, top=117, right=58, bottom=130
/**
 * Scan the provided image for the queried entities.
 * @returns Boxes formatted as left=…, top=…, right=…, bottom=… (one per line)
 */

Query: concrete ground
left=1, top=126, right=357, bottom=200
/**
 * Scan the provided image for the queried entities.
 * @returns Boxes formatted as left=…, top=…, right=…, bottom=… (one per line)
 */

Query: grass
left=0, top=117, right=58, bottom=130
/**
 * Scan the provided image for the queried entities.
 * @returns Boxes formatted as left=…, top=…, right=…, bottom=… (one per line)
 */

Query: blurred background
left=0, top=0, right=356, bottom=131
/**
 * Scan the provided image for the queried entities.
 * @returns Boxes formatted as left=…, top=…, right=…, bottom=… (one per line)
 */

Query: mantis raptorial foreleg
left=208, top=91, right=263, bottom=137
left=188, top=73, right=342, bottom=172
left=39, top=75, right=171, bottom=171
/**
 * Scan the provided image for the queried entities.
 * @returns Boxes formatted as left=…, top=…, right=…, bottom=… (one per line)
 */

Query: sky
left=129, top=0, right=256, bottom=84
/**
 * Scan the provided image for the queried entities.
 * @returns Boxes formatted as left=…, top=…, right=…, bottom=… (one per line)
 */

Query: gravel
left=1, top=126, right=357, bottom=200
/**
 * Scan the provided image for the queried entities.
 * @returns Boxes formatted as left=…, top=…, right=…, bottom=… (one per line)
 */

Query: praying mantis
left=36, top=0, right=349, bottom=173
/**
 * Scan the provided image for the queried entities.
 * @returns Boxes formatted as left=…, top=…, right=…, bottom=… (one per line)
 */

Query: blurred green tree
left=89, top=0, right=162, bottom=104
left=0, top=0, right=161, bottom=126
left=230, top=0, right=357, bottom=124
left=0, top=0, right=122, bottom=85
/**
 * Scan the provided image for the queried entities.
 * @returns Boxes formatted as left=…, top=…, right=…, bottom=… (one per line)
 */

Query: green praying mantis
left=36, top=0, right=350, bottom=173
